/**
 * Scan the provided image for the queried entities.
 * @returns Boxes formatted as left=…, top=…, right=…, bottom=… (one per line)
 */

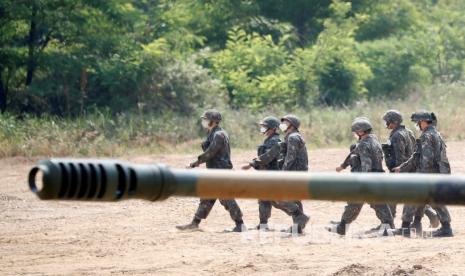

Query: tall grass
left=0, top=83, right=464, bottom=158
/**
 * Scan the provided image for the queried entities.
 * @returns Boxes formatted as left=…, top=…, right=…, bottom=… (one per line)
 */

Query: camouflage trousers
left=341, top=202, right=394, bottom=225
left=259, top=200, right=304, bottom=224
left=388, top=204, right=397, bottom=218
left=194, top=199, right=243, bottom=222
left=402, top=204, right=451, bottom=223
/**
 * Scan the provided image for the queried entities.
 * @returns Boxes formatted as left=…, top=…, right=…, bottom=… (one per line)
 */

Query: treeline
left=1, top=0, right=465, bottom=116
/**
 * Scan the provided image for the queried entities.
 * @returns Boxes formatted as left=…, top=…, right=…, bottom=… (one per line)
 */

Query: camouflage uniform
left=281, top=129, right=309, bottom=171
left=250, top=133, right=305, bottom=225
left=340, top=134, right=394, bottom=226
left=193, top=126, right=243, bottom=222
left=399, top=125, right=451, bottom=224
left=280, top=128, right=308, bottom=212
left=383, top=125, right=416, bottom=218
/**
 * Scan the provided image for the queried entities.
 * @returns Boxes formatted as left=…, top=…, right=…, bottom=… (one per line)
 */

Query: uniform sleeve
left=197, top=133, right=224, bottom=164
left=340, top=157, right=350, bottom=169
left=282, top=135, right=300, bottom=170
left=399, top=139, right=420, bottom=172
left=358, top=144, right=372, bottom=172
left=251, top=143, right=280, bottom=167
left=391, top=134, right=405, bottom=167
left=420, top=133, right=435, bottom=171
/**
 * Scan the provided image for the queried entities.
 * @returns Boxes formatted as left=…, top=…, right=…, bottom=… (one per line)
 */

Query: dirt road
left=1, top=142, right=465, bottom=275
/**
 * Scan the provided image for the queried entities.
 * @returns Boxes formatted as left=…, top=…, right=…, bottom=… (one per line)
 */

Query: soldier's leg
left=256, top=200, right=272, bottom=230
left=272, top=201, right=309, bottom=233
left=271, top=201, right=298, bottom=216
left=258, top=200, right=272, bottom=224
left=195, top=199, right=217, bottom=220
left=431, top=205, right=453, bottom=237
left=389, top=204, right=397, bottom=218
left=219, top=199, right=243, bottom=221
left=393, top=205, right=424, bottom=236
left=219, top=199, right=245, bottom=232
left=402, top=205, right=423, bottom=224
left=332, top=203, right=363, bottom=235
left=432, top=205, right=451, bottom=223
left=424, top=205, right=439, bottom=228
left=341, top=203, right=364, bottom=224
left=176, top=199, right=216, bottom=230
left=370, top=204, right=394, bottom=228
left=295, top=201, right=304, bottom=212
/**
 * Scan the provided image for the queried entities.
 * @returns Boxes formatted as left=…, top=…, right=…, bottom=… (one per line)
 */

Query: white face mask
left=201, top=119, right=210, bottom=129
left=279, top=123, right=288, bottom=132
left=260, top=126, right=268, bottom=134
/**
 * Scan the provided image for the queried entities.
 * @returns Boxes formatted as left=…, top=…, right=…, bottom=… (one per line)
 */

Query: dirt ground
left=2, top=142, right=465, bottom=275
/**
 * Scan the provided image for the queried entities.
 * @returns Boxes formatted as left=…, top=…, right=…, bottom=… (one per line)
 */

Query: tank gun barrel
left=28, top=159, right=465, bottom=205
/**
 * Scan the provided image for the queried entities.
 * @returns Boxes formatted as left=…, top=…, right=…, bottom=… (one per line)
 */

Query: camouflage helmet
left=410, top=110, right=437, bottom=123
left=259, top=116, right=280, bottom=129
left=201, top=109, right=222, bottom=122
left=382, top=110, right=403, bottom=124
left=281, top=114, right=300, bottom=129
left=351, top=117, right=373, bottom=132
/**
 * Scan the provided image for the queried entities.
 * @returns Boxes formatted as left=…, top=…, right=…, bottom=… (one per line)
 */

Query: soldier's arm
left=420, top=134, right=435, bottom=171
left=340, top=144, right=356, bottom=169
left=282, top=135, right=300, bottom=170
left=340, top=157, right=350, bottom=169
left=358, top=145, right=372, bottom=172
left=197, top=133, right=223, bottom=164
left=250, top=143, right=280, bottom=167
left=399, top=140, right=420, bottom=172
left=391, top=134, right=404, bottom=167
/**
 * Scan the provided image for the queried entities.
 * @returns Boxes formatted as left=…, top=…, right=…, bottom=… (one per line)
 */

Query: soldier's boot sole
left=176, top=223, right=200, bottom=231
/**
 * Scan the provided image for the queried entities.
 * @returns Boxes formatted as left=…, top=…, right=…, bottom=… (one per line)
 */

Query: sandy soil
left=2, top=142, right=465, bottom=275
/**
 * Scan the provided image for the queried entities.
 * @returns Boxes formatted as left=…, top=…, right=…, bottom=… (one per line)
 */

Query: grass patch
left=0, top=83, right=464, bottom=158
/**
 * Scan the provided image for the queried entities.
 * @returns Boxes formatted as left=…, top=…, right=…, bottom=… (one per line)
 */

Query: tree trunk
left=80, top=67, right=88, bottom=115
left=0, top=69, right=7, bottom=113
left=295, top=16, right=307, bottom=47
left=26, top=1, right=38, bottom=86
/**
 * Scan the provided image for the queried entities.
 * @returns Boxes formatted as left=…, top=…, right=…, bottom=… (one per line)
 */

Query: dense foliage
left=1, top=0, right=465, bottom=115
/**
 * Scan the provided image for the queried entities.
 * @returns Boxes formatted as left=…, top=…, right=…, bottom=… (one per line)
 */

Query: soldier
left=330, top=117, right=394, bottom=235
left=393, top=111, right=453, bottom=237
left=176, top=109, right=245, bottom=232
left=382, top=110, right=439, bottom=236
left=279, top=114, right=309, bottom=214
left=242, top=116, right=309, bottom=233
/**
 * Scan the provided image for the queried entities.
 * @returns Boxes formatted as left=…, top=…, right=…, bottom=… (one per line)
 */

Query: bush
left=311, top=1, right=372, bottom=105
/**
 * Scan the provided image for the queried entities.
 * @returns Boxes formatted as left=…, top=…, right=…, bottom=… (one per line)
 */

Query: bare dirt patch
left=1, top=142, right=465, bottom=275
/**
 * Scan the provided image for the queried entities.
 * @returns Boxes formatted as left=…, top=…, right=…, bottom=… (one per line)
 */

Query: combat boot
left=432, top=222, right=453, bottom=237
left=176, top=218, right=200, bottom=230
left=424, top=207, right=440, bottom=228
left=284, top=212, right=309, bottom=234
left=231, top=220, right=246, bottom=232
left=326, top=220, right=347, bottom=235
left=295, top=213, right=310, bottom=233
left=255, top=223, right=270, bottom=231
left=393, top=221, right=411, bottom=237
left=369, top=224, right=382, bottom=231
left=336, top=220, right=346, bottom=235
left=410, top=217, right=422, bottom=235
